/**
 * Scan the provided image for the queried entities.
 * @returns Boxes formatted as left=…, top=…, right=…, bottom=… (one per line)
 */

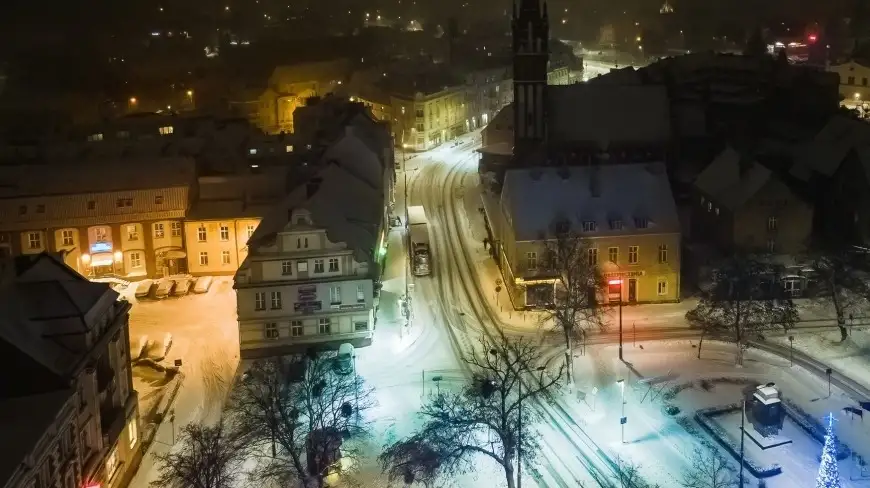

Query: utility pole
left=618, top=283, right=624, bottom=362
left=517, top=378, right=522, bottom=488
left=739, top=399, right=745, bottom=487
left=402, top=130, right=411, bottom=337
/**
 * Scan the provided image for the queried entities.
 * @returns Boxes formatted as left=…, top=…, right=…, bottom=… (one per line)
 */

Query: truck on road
left=407, top=205, right=431, bottom=276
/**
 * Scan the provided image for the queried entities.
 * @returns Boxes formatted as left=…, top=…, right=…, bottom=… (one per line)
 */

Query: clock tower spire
left=512, top=0, right=549, bottom=160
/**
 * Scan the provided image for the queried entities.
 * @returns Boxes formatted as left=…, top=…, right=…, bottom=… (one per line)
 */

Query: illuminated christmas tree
left=816, top=413, right=842, bottom=488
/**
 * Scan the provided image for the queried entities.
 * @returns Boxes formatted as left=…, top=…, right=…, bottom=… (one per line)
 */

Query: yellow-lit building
left=183, top=218, right=261, bottom=276
left=486, top=164, right=681, bottom=308
left=828, top=60, right=870, bottom=105
left=391, top=87, right=467, bottom=151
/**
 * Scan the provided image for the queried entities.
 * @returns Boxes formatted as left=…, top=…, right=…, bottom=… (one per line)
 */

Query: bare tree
left=542, top=221, right=606, bottom=385
left=686, top=254, right=798, bottom=366
left=379, top=335, right=564, bottom=488
left=806, top=251, right=869, bottom=341
left=227, top=353, right=375, bottom=488
left=680, top=447, right=738, bottom=488
left=151, top=422, right=247, bottom=488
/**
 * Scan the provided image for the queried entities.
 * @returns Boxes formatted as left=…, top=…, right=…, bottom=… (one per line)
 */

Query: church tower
left=512, top=0, right=549, bottom=159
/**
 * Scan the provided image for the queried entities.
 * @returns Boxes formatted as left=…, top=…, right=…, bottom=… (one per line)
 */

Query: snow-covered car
left=334, top=343, right=355, bottom=375
left=192, top=276, right=213, bottom=294
left=172, top=278, right=193, bottom=297
left=134, top=280, right=155, bottom=299
left=154, top=280, right=176, bottom=298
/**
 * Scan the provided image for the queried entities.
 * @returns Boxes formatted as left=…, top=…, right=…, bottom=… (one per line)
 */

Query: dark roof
left=0, top=338, right=67, bottom=399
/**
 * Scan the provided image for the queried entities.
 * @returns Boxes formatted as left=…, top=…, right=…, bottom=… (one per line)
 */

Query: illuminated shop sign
left=90, top=242, right=112, bottom=253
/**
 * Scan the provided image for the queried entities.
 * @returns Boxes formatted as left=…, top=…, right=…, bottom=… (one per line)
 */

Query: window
left=657, top=279, right=668, bottom=296
left=130, top=252, right=142, bottom=268
left=767, top=239, right=776, bottom=253
left=715, top=207, right=720, bottom=216
left=416, top=123, right=425, bottom=131
left=328, top=257, right=339, bottom=272
left=116, top=198, right=132, bottom=207
left=199, top=251, right=209, bottom=266
left=255, top=292, right=266, bottom=310
left=87, top=200, right=96, bottom=210
left=128, top=420, right=138, bottom=449
left=61, top=230, right=74, bottom=246
left=219, top=225, right=230, bottom=241
left=159, top=126, right=174, bottom=135
left=297, top=237, right=309, bottom=249
left=95, top=227, right=108, bottom=241
left=221, top=250, right=231, bottom=265
left=330, top=285, right=342, bottom=304
left=28, top=232, right=41, bottom=249
left=106, top=448, right=119, bottom=477
left=848, top=75, right=856, bottom=84
left=298, top=261, right=309, bottom=272
left=18, top=205, right=26, bottom=215
left=127, top=225, right=139, bottom=241
left=707, top=202, right=712, bottom=212
left=155, top=195, right=163, bottom=204
left=282, top=260, right=293, bottom=275
left=526, top=252, right=538, bottom=270
left=634, top=218, right=648, bottom=229
left=314, top=259, right=325, bottom=273
left=117, top=130, right=130, bottom=139
left=608, top=247, right=618, bottom=263
left=286, top=145, right=294, bottom=152
left=318, top=318, right=331, bottom=335
left=658, top=245, right=668, bottom=264
left=587, top=248, right=599, bottom=266
left=609, top=220, right=624, bottom=230
left=767, top=216, right=777, bottom=232
left=154, top=223, right=165, bottom=238
left=36, top=204, right=45, bottom=213
left=264, top=322, right=279, bottom=339
left=88, top=133, right=103, bottom=142
left=197, top=225, right=207, bottom=242
left=249, top=148, right=258, bottom=155
left=864, top=77, right=869, bottom=86
left=355, top=321, right=368, bottom=332
left=291, top=320, right=303, bottom=337
left=270, top=291, right=282, bottom=309
left=581, top=221, right=597, bottom=232
left=171, top=222, right=182, bottom=237
left=356, top=283, right=365, bottom=302
left=246, top=224, right=256, bottom=238
left=628, top=246, right=639, bottom=264
left=415, top=108, right=424, bottom=117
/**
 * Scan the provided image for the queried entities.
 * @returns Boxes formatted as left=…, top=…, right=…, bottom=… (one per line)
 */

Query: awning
left=164, top=250, right=187, bottom=259
left=91, top=253, right=114, bottom=267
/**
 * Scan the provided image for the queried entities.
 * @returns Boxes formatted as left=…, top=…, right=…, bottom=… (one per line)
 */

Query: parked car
left=192, top=276, right=213, bottom=294
left=135, top=280, right=155, bottom=299
left=172, top=278, right=193, bottom=297
left=154, top=280, right=176, bottom=298
left=334, top=343, right=355, bottom=375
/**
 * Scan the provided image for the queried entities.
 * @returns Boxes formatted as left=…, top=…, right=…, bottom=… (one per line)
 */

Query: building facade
left=828, top=60, right=870, bottom=105
left=235, top=165, right=385, bottom=357
left=487, top=164, right=681, bottom=308
left=0, top=253, right=140, bottom=488
left=390, top=86, right=468, bottom=151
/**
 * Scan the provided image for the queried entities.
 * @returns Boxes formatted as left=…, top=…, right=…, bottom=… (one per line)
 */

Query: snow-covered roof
left=501, top=163, right=680, bottom=241
left=694, top=146, right=772, bottom=211
left=478, top=142, right=514, bottom=156
left=249, top=164, right=383, bottom=263
left=547, top=84, right=670, bottom=145
left=0, top=157, right=196, bottom=198
left=789, top=115, right=870, bottom=181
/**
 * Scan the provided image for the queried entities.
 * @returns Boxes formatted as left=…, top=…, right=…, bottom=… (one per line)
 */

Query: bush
left=781, top=398, right=851, bottom=460
left=664, top=404, right=681, bottom=416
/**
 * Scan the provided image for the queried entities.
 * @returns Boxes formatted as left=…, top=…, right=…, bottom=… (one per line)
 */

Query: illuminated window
left=286, top=145, right=294, bottom=152
left=249, top=148, right=258, bottom=155
left=88, top=133, right=103, bottom=142
left=106, top=447, right=119, bottom=477
left=357, top=283, right=365, bottom=302
left=128, top=420, right=138, bottom=448
left=767, top=216, right=778, bottom=231
left=297, top=261, right=308, bottom=272
left=95, top=227, right=108, bottom=241
left=159, top=126, right=174, bottom=135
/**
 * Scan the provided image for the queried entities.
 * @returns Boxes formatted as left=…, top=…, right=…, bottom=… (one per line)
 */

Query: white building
left=0, top=253, right=139, bottom=488
left=828, top=60, right=870, bottom=105
left=234, top=163, right=387, bottom=358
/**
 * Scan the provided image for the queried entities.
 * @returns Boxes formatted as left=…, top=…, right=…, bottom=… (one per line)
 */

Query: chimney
left=590, top=166, right=601, bottom=197
left=306, top=177, right=323, bottom=198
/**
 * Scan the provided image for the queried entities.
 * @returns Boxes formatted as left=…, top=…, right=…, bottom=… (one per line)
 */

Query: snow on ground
left=768, top=324, right=870, bottom=392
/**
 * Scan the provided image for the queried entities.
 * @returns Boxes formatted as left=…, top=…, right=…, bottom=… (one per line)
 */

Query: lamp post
left=739, top=399, right=746, bottom=487
left=608, top=279, right=624, bottom=362
left=617, top=379, right=627, bottom=444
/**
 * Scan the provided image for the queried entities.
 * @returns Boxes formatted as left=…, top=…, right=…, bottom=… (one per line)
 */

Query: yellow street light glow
left=855, top=93, right=862, bottom=100
left=636, top=36, right=642, bottom=42
left=129, top=97, right=137, bottom=104
left=186, top=90, right=193, bottom=97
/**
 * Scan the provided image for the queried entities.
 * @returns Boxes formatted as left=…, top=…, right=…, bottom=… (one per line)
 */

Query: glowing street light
left=129, top=97, right=137, bottom=105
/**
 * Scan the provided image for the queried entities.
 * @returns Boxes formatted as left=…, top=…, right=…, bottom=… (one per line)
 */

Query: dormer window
left=286, top=145, right=294, bottom=152
left=609, top=220, right=624, bottom=230
left=159, top=126, right=173, bottom=135
left=634, top=218, right=649, bottom=229
left=581, top=221, right=597, bottom=232
left=87, top=133, right=103, bottom=142
left=249, top=148, right=258, bottom=155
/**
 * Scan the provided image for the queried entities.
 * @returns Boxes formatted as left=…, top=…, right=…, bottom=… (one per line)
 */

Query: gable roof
left=501, top=163, right=679, bottom=241
left=694, top=146, right=772, bottom=211
left=789, top=115, right=870, bottom=181
left=547, top=84, right=670, bottom=146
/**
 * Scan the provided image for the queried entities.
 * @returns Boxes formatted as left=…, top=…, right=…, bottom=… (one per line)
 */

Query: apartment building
left=0, top=253, right=139, bottom=488
left=0, top=158, right=195, bottom=278
left=487, top=164, right=681, bottom=308
left=387, top=76, right=468, bottom=151
left=235, top=163, right=386, bottom=357
left=828, top=60, right=870, bottom=105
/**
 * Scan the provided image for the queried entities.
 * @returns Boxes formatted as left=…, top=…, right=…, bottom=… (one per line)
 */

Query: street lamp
left=608, top=279, right=624, bottom=361
left=617, top=379, right=627, bottom=444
